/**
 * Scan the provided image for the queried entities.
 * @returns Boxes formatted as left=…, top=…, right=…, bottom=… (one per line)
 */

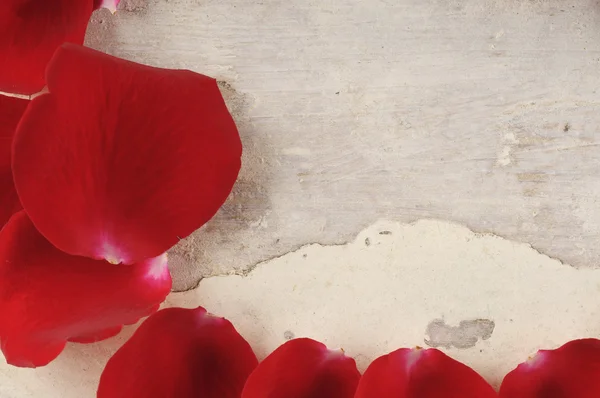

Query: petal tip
left=145, top=253, right=170, bottom=280
left=97, top=0, right=120, bottom=13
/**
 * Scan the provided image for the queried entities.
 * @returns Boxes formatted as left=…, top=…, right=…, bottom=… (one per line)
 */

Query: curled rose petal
left=0, top=210, right=172, bottom=368
left=98, top=306, right=258, bottom=398
left=355, top=347, right=497, bottom=398
left=242, top=338, right=360, bottom=398
left=0, top=94, right=28, bottom=227
left=499, top=338, right=600, bottom=398
left=0, top=1, right=94, bottom=94
left=13, top=44, right=242, bottom=265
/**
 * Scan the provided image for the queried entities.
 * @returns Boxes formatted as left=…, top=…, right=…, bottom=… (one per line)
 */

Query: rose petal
left=0, top=94, right=28, bottom=227
left=0, top=1, right=94, bottom=94
left=0, top=210, right=172, bottom=368
left=499, top=338, right=600, bottom=398
left=355, top=347, right=497, bottom=398
left=98, top=306, right=258, bottom=398
left=13, top=44, right=242, bottom=265
left=242, top=338, right=360, bottom=398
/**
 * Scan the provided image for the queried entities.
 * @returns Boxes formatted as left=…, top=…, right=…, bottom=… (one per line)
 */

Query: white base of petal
left=99, top=0, right=119, bottom=13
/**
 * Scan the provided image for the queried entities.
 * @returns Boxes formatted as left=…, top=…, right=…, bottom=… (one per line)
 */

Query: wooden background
left=86, top=0, right=600, bottom=290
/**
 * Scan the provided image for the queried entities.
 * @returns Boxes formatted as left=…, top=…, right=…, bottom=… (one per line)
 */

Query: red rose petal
left=241, top=338, right=360, bottom=398
left=0, top=210, right=172, bottom=368
left=0, top=1, right=93, bottom=94
left=98, top=306, right=258, bottom=398
left=13, top=44, right=242, bottom=265
left=499, top=338, right=600, bottom=398
left=355, top=347, right=497, bottom=398
left=0, top=94, right=28, bottom=227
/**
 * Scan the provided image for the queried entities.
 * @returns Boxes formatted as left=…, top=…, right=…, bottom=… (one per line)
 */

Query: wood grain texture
left=85, top=0, right=600, bottom=290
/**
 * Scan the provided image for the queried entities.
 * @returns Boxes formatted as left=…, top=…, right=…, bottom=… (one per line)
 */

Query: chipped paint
left=425, top=319, right=495, bottom=349
left=3, top=219, right=600, bottom=396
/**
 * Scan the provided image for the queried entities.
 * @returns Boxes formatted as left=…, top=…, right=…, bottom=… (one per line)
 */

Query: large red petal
left=0, top=94, right=28, bottom=227
left=499, top=338, right=600, bottom=398
left=98, top=306, right=258, bottom=398
left=0, top=1, right=93, bottom=95
left=241, top=338, right=360, bottom=398
left=13, top=44, right=242, bottom=265
left=355, top=347, right=497, bottom=398
left=0, top=210, right=172, bottom=368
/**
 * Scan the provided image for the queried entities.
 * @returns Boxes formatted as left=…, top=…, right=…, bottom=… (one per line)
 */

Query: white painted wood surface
left=3, top=0, right=600, bottom=396
left=3, top=221, right=600, bottom=397
left=87, top=0, right=600, bottom=290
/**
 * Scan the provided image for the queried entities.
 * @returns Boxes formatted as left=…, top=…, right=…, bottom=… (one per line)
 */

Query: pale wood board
left=86, top=0, right=600, bottom=289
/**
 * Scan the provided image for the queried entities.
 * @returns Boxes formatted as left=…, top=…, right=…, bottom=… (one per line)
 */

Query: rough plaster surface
left=86, top=0, right=600, bottom=291
left=2, top=220, right=600, bottom=396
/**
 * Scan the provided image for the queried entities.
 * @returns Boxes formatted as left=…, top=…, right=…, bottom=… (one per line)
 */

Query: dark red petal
left=0, top=1, right=93, bottom=95
left=355, top=347, right=497, bottom=398
left=13, top=44, right=242, bottom=265
left=98, top=306, right=258, bottom=398
left=0, top=94, right=28, bottom=227
left=242, top=338, right=360, bottom=398
left=0, top=210, right=172, bottom=368
left=499, top=338, right=600, bottom=398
